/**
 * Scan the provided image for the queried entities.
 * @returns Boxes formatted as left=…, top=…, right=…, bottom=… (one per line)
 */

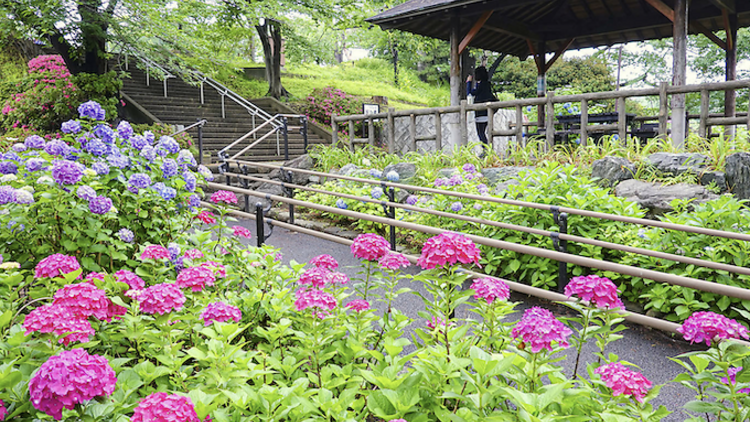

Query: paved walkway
left=237, top=220, right=706, bottom=421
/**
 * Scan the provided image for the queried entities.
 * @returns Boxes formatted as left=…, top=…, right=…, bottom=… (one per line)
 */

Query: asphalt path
left=234, top=219, right=707, bottom=421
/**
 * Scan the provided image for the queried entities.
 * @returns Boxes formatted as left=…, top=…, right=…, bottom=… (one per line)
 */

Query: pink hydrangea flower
left=34, top=254, right=81, bottom=279
left=195, top=210, right=216, bottom=224
left=85, top=272, right=106, bottom=283
left=201, top=302, right=242, bottom=326
left=427, top=316, right=451, bottom=330
left=28, top=349, right=117, bottom=420
left=721, top=367, right=750, bottom=394
left=184, top=249, right=205, bottom=259
left=564, top=275, right=623, bottom=309
left=105, top=300, right=127, bottom=322
left=595, top=363, right=652, bottom=402
left=298, top=267, right=331, bottom=288
left=201, top=261, right=226, bottom=278
left=310, top=254, right=338, bottom=270
left=294, top=288, right=337, bottom=312
left=351, top=233, right=390, bottom=261
left=210, top=190, right=238, bottom=205
left=346, top=300, right=370, bottom=312
left=677, top=311, right=749, bottom=346
left=327, top=271, right=349, bottom=285
left=417, top=232, right=481, bottom=270
left=52, top=283, right=110, bottom=320
left=176, top=266, right=216, bottom=292
left=113, top=269, right=145, bottom=291
left=131, top=393, right=200, bottom=422
left=379, top=252, right=410, bottom=270
left=511, top=307, right=573, bottom=353
left=0, top=399, right=7, bottom=421
left=138, top=283, right=186, bottom=315
left=23, top=304, right=94, bottom=345
left=140, top=245, right=170, bottom=260
left=232, top=225, right=252, bottom=238
left=470, top=277, right=510, bottom=304
left=389, top=419, right=407, bottom=422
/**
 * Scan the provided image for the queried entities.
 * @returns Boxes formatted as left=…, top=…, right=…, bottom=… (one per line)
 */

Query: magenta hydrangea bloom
left=427, top=316, right=450, bottom=330
left=470, top=277, right=510, bottom=304
left=327, top=271, right=349, bottom=285
left=210, top=190, right=238, bottom=205
left=721, top=367, right=750, bottom=394
left=52, top=283, right=110, bottom=320
left=294, top=288, right=337, bottom=312
left=677, top=311, right=749, bottom=346
left=85, top=272, right=106, bottom=283
left=138, top=283, right=186, bottom=315
left=34, top=254, right=81, bottom=279
left=389, top=419, right=407, bottom=422
left=351, top=233, right=390, bottom=261
left=346, top=300, right=370, bottom=312
left=29, top=349, right=116, bottom=420
left=511, top=307, right=573, bottom=353
left=201, top=302, right=242, bottom=326
left=23, top=304, right=94, bottom=345
left=0, top=399, right=7, bottom=421
left=298, top=267, right=331, bottom=289
left=564, top=275, right=624, bottom=309
left=379, top=252, right=411, bottom=270
left=595, top=363, right=652, bottom=403
left=184, top=249, right=205, bottom=260
left=232, top=225, right=252, bottom=238
left=140, top=244, right=170, bottom=260
left=310, top=254, right=338, bottom=270
left=113, top=269, right=145, bottom=291
left=417, top=232, right=481, bottom=270
left=201, top=261, right=227, bottom=278
left=176, top=266, right=216, bottom=292
left=131, top=393, right=200, bottom=422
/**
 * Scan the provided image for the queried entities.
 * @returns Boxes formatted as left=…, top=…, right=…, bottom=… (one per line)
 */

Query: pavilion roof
left=367, top=0, right=750, bottom=57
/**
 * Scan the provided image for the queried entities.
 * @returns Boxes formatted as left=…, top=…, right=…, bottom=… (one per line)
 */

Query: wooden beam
left=459, top=11, right=493, bottom=54
left=450, top=17, right=461, bottom=107
left=545, top=38, right=574, bottom=72
left=710, top=0, right=735, bottom=13
left=691, top=20, right=726, bottom=50
left=482, top=16, right=541, bottom=41
left=643, top=0, right=675, bottom=21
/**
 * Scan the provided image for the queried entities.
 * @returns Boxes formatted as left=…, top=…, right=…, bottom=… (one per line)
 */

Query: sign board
left=363, top=104, right=380, bottom=115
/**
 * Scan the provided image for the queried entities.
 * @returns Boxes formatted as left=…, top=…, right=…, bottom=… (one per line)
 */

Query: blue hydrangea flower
left=14, top=189, right=34, bottom=204
left=61, top=120, right=81, bottom=134
left=94, top=124, right=115, bottom=144
left=336, top=198, right=347, bottom=209
left=0, top=162, right=17, bottom=175
left=406, top=195, right=418, bottom=206
left=450, top=202, right=463, bottom=212
left=369, top=169, right=382, bottom=179
left=12, top=143, right=27, bottom=153
left=144, top=131, right=155, bottom=144
left=167, top=243, right=180, bottom=260
left=89, top=195, right=113, bottom=214
left=76, top=185, right=97, bottom=201
left=161, top=186, right=177, bottom=201
left=117, top=228, right=134, bottom=243
left=129, top=173, right=152, bottom=189
left=3, top=152, right=20, bottom=162
left=188, top=194, right=201, bottom=207
left=172, top=256, right=185, bottom=272
left=371, top=187, right=383, bottom=199
left=0, top=186, right=15, bottom=204
left=462, top=163, right=476, bottom=173
left=197, top=165, right=213, bottom=181
left=92, top=162, right=110, bottom=175
left=86, top=139, right=108, bottom=156
left=183, top=172, right=196, bottom=192
left=158, top=136, right=180, bottom=154
left=78, top=101, right=105, bottom=121
left=130, top=135, right=149, bottom=151
left=476, top=184, right=489, bottom=195
left=152, top=182, right=166, bottom=194
left=7, top=220, right=24, bottom=233
left=63, top=146, right=81, bottom=161
left=44, top=140, right=69, bottom=156
left=155, top=147, right=169, bottom=158
left=24, top=135, right=46, bottom=149
left=117, top=121, right=133, bottom=140
left=473, top=203, right=483, bottom=210
left=140, top=145, right=156, bottom=161
left=386, top=171, right=399, bottom=182
left=51, top=160, right=84, bottom=185
left=107, top=154, right=130, bottom=169
left=177, top=150, right=196, bottom=167
left=161, top=158, right=178, bottom=179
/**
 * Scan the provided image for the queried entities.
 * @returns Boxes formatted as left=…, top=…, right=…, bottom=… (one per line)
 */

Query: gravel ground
left=234, top=220, right=708, bottom=421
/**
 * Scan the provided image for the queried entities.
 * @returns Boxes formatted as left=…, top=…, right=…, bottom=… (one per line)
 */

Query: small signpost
left=362, top=104, right=379, bottom=140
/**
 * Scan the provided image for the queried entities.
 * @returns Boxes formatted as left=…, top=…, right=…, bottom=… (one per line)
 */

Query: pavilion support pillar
left=671, top=0, right=688, bottom=149
left=450, top=17, right=461, bottom=107
left=724, top=12, right=738, bottom=139
left=534, top=40, right=547, bottom=134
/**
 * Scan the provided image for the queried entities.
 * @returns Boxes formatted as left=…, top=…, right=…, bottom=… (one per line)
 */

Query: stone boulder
left=338, top=163, right=359, bottom=176
left=482, top=166, right=533, bottom=186
left=268, top=154, right=314, bottom=185
left=726, top=152, right=750, bottom=200
left=591, top=156, right=635, bottom=187
left=253, top=182, right=285, bottom=209
left=383, top=162, right=417, bottom=183
left=614, top=180, right=720, bottom=215
left=699, top=171, right=729, bottom=193
left=645, top=152, right=708, bottom=176
left=438, top=168, right=458, bottom=178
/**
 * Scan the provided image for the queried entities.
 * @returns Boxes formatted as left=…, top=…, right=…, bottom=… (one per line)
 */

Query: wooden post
left=368, top=118, right=374, bottom=146
left=699, top=89, right=709, bottom=138
left=460, top=100, right=468, bottom=146
left=387, top=107, right=395, bottom=154
left=725, top=13, right=738, bottom=140
left=617, top=97, right=627, bottom=142
left=545, top=92, right=555, bottom=150
left=487, top=106, right=495, bottom=147
left=580, top=99, right=588, bottom=146
left=536, top=41, right=547, bottom=134
left=409, top=113, right=417, bottom=152
left=435, top=111, right=442, bottom=151
left=331, top=114, right=339, bottom=146
left=658, top=82, right=668, bottom=137
left=515, top=105, right=523, bottom=146
left=349, top=120, right=355, bottom=152
left=671, top=0, right=688, bottom=149
left=450, top=17, right=461, bottom=107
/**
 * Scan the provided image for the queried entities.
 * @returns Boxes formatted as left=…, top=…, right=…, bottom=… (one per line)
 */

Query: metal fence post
left=381, top=182, right=397, bottom=251
left=551, top=207, right=569, bottom=292
left=301, top=116, right=309, bottom=153
left=283, top=116, right=289, bottom=161
left=241, top=165, right=251, bottom=213
left=255, top=200, right=274, bottom=247
left=197, top=119, right=204, bottom=165
left=281, top=169, right=295, bottom=224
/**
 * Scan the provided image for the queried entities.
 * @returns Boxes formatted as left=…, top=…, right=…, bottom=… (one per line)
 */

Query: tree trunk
left=47, top=0, right=115, bottom=75
left=256, top=20, right=289, bottom=99
left=390, top=37, right=398, bottom=86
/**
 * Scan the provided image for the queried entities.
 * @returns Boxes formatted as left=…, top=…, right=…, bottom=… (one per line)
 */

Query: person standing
left=466, top=66, right=496, bottom=156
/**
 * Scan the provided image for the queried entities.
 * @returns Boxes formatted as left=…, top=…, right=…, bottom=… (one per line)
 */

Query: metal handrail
left=170, top=119, right=207, bottom=137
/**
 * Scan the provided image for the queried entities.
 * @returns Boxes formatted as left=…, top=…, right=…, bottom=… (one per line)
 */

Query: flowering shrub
left=131, top=393, right=200, bottom=422
left=299, top=86, right=363, bottom=130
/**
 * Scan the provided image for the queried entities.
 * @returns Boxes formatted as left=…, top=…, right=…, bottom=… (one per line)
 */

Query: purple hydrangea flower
left=127, top=185, right=139, bottom=194
left=158, top=136, right=180, bottom=154
left=177, top=150, right=196, bottom=167
left=477, top=184, right=489, bottom=195
left=12, top=143, right=27, bottom=152
left=3, top=152, right=20, bottom=162
left=14, top=189, right=34, bottom=204
left=76, top=185, right=97, bottom=201
left=44, top=140, right=69, bottom=156
left=92, top=162, right=110, bottom=175
left=197, top=165, right=213, bottom=181
left=25, top=158, right=46, bottom=172
left=406, top=195, right=419, bottom=206
left=78, top=101, right=105, bottom=120
left=85, top=139, right=108, bottom=157
left=128, top=173, right=152, bottom=189
left=172, top=256, right=185, bottom=272
left=7, top=220, right=24, bottom=233
left=130, top=135, right=149, bottom=151
left=61, top=120, right=81, bottom=134
left=94, top=125, right=115, bottom=144
left=107, top=155, right=129, bottom=169
left=25, top=135, right=46, bottom=149
left=140, top=145, right=156, bottom=161
left=0, top=186, right=15, bottom=204
left=336, top=198, right=347, bottom=209
left=144, top=131, right=155, bottom=144
left=0, top=161, right=18, bottom=175
left=161, top=186, right=177, bottom=201
left=117, top=121, right=133, bottom=140
left=162, top=158, right=178, bottom=179
left=63, top=146, right=80, bottom=161
left=462, top=163, right=476, bottom=173
left=155, top=147, right=168, bottom=157
left=51, top=160, right=84, bottom=185
left=434, top=177, right=447, bottom=187
left=89, top=196, right=113, bottom=214
left=448, top=174, right=464, bottom=186
left=183, top=172, right=196, bottom=192
left=369, top=169, right=382, bottom=178
left=167, top=243, right=181, bottom=260
left=450, top=201, right=463, bottom=212
left=188, top=194, right=201, bottom=207
left=117, top=228, right=134, bottom=243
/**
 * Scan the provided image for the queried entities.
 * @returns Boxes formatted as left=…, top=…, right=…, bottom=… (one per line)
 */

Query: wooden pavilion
left=368, top=0, right=750, bottom=145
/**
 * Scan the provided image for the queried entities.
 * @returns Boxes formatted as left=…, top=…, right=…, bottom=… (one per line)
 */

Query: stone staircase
left=118, top=63, right=331, bottom=163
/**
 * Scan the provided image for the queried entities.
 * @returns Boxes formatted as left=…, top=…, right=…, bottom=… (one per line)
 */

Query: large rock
left=338, top=163, right=359, bottom=176
left=645, top=152, right=708, bottom=176
left=699, top=171, right=728, bottom=193
left=438, top=168, right=458, bottom=178
left=254, top=182, right=285, bottom=209
left=726, top=152, right=750, bottom=200
left=268, top=154, right=314, bottom=185
left=383, top=162, right=417, bottom=183
left=482, top=166, right=534, bottom=186
left=591, top=156, right=635, bottom=187
left=615, top=180, right=720, bottom=215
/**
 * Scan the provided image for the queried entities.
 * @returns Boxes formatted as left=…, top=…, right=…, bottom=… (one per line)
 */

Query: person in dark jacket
left=466, top=66, right=495, bottom=154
